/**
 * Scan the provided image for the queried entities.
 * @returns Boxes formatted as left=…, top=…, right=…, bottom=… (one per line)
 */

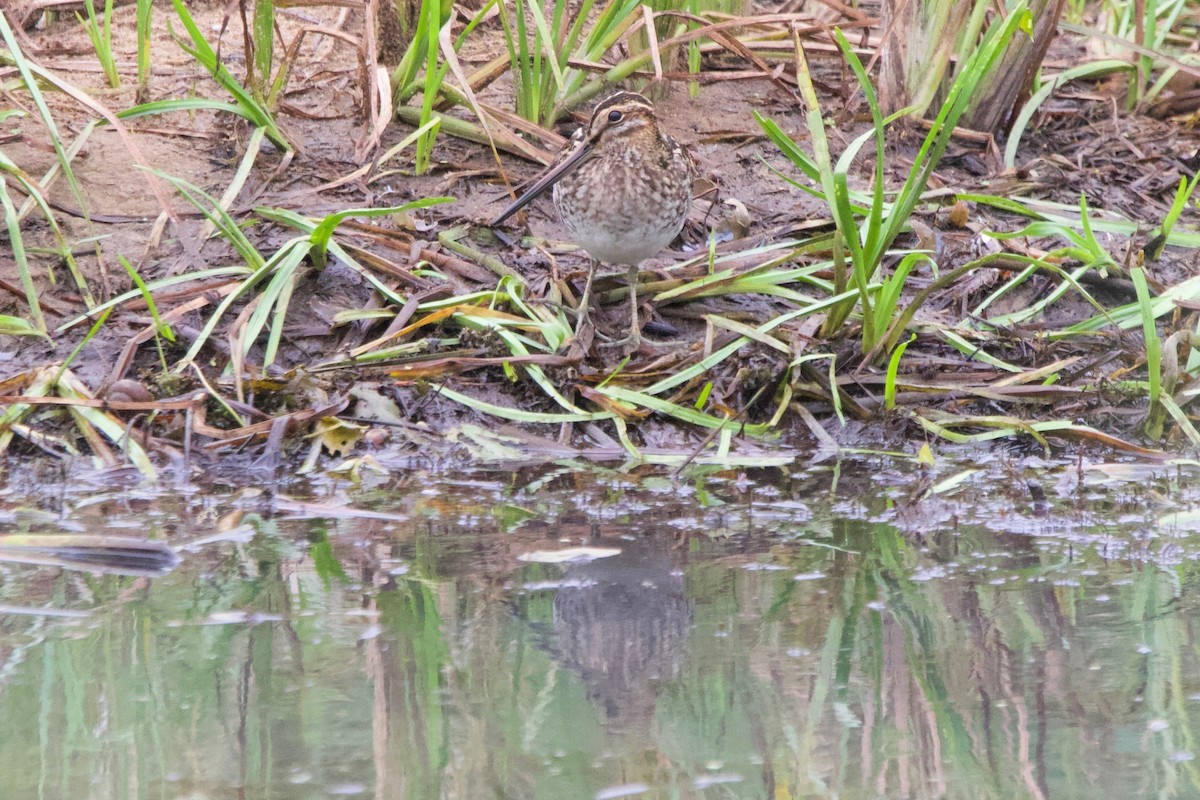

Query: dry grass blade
left=0, top=366, right=158, bottom=478
left=56, top=370, right=158, bottom=479
left=1, top=149, right=94, bottom=307
left=11, top=50, right=179, bottom=224
left=0, top=12, right=93, bottom=225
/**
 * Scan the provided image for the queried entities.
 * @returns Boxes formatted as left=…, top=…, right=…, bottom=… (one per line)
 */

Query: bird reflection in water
left=540, top=533, right=693, bottom=730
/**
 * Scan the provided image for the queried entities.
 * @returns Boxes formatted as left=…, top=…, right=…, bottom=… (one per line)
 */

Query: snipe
left=492, top=91, right=696, bottom=351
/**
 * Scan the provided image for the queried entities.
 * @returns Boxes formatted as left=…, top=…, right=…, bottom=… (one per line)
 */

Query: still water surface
left=2, top=457, right=1199, bottom=799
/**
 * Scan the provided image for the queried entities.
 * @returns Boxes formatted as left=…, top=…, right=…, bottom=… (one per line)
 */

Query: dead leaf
left=312, top=416, right=365, bottom=457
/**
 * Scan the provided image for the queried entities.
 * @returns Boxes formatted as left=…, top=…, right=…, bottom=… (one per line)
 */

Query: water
left=1, top=457, right=1199, bottom=799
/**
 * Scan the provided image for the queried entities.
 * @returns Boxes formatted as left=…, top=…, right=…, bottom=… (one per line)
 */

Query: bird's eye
left=607, top=110, right=623, bottom=123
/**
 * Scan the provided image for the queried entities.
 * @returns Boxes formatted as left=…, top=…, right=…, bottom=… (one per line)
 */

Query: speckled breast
left=552, top=141, right=693, bottom=266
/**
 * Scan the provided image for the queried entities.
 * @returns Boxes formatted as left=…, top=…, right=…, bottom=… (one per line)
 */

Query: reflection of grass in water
left=389, top=514, right=1200, bottom=798
left=655, top=661, right=778, bottom=798
left=8, top=508, right=1200, bottom=798
left=0, top=521, right=376, bottom=797
left=376, top=576, right=450, bottom=798
left=658, top=519, right=1200, bottom=798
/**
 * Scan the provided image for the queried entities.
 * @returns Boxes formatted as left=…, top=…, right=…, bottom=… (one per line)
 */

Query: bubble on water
left=523, top=578, right=597, bottom=592
left=328, top=783, right=367, bottom=795
left=833, top=702, right=862, bottom=728
left=1148, top=719, right=1170, bottom=733
left=911, top=566, right=948, bottom=582
left=793, top=572, right=825, bottom=581
left=595, top=783, right=650, bottom=799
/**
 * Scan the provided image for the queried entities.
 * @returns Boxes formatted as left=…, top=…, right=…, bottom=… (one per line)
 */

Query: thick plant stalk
left=878, top=0, right=973, bottom=118
left=879, top=0, right=1067, bottom=136
left=376, top=0, right=419, bottom=65
left=962, top=0, right=1068, bottom=133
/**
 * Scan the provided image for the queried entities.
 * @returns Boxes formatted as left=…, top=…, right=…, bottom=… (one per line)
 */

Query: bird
left=492, top=90, right=696, bottom=351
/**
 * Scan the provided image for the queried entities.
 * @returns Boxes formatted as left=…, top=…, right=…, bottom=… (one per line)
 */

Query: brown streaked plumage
left=493, top=91, right=695, bottom=350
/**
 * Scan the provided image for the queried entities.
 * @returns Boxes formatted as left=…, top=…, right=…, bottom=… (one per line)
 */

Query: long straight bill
left=491, top=141, right=593, bottom=226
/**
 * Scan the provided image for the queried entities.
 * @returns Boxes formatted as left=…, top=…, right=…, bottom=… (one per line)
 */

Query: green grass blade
left=201, top=126, right=266, bottom=242
left=885, top=334, right=916, bottom=410
left=56, top=267, right=252, bottom=333
left=0, top=12, right=92, bottom=223
left=55, top=307, right=113, bottom=380
left=168, top=0, right=290, bottom=150
left=595, top=385, right=772, bottom=434
left=1150, top=169, right=1200, bottom=259
left=117, top=98, right=257, bottom=122
left=0, top=175, right=46, bottom=333
left=252, top=0, right=275, bottom=100
left=1005, top=60, right=1132, bottom=167
left=414, top=0, right=446, bottom=172
left=434, top=384, right=612, bottom=424
left=78, top=0, right=120, bottom=87
left=174, top=238, right=307, bottom=370
left=136, top=0, right=153, bottom=89
left=151, top=170, right=264, bottom=266
left=0, top=315, right=50, bottom=340
left=308, top=198, right=454, bottom=267
left=246, top=245, right=308, bottom=368
left=645, top=288, right=860, bottom=397
left=1131, top=266, right=1162, bottom=421
left=117, top=255, right=174, bottom=343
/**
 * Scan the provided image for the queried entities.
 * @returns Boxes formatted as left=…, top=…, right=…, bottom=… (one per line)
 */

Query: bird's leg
left=626, top=262, right=641, bottom=352
left=572, top=258, right=599, bottom=340
left=598, top=263, right=645, bottom=351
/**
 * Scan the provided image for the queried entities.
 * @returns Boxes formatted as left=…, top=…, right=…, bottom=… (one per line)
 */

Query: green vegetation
left=164, top=0, right=291, bottom=150
left=78, top=0, right=120, bottom=88
left=0, top=0, right=1198, bottom=476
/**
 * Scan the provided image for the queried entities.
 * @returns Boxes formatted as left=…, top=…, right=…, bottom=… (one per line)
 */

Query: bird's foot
left=599, top=328, right=644, bottom=355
